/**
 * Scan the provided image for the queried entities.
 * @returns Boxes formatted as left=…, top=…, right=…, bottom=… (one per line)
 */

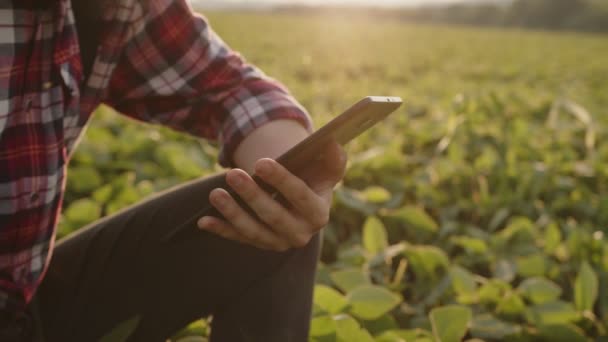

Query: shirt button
left=30, top=192, right=40, bottom=203
left=43, top=82, right=53, bottom=90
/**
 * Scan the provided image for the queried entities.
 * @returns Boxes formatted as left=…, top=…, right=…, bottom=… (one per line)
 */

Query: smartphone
left=163, top=96, right=402, bottom=241
left=276, top=96, right=402, bottom=175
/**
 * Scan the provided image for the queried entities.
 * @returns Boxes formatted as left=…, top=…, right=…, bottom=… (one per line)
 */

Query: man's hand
left=197, top=124, right=346, bottom=251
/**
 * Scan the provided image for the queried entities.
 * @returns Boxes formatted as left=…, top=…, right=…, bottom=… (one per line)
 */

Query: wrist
left=233, top=119, right=310, bottom=174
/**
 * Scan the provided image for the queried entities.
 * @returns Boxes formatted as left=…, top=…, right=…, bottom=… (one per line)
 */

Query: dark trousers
left=32, top=173, right=320, bottom=341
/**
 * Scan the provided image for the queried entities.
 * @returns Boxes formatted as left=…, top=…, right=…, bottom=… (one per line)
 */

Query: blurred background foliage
left=62, top=3, right=608, bottom=342
left=274, top=0, right=608, bottom=33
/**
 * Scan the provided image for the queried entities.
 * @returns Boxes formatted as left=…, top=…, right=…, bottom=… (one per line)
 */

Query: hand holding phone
left=163, top=96, right=402, bottom=241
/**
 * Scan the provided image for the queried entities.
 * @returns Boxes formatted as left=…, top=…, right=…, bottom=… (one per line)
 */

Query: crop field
left=62, top=12, right=608, bottom=342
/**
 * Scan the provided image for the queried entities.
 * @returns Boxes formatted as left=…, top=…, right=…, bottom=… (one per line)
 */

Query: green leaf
left=363, top=216, right=388, bottom=254
left=68, top=166, right=103, bottom=193
left=525, top=301, right=580, bottom=325
left=488, top=208, right=510, bottom=232
left=495, top=217, right=538, bottom=255
left=566, top=230, right=585, bottom=260
left=375, top=329, right=433, bottom=342
left=603, top=243, right=608, bottom=271
left=422, top=274, right=452, bottom=308
left=516, top=254, right=547, bottom=277
left=499, top=217, right=537, bottom=244
left=404, top=245, right=449, bottom=280
left=107, top=174, right=140, bottom=214
left=346, top=285, right=401, bottom=320
left=386, top=206, right=438, bottom=239
left=310, top=315, right=337, bottom=338
left=470, top=314, right=522, bottom=340
left=361, top=186, right=392, bottom=204
left=92, top=184, right=114, bottom=203
left=574, top=261, right=599, bottom=312
left=496, top=292, right=526, bottom=316
left=155, top=142, right=204, bottom=178
left=316, top=262, right=333, bottom=286
left=337, top=245, right=367, bottom=266
left=335, top=188, right=378, bottom=215
left=99, top=315, right=140, bottom=342
left=451, top=236, right=488, bottom=254
left=314, top=285, right=348, bottom=314
left=368, top=243, right=406, bottom=270
left=478, top=279, right=511, bottom=304
left=600, top=270, right=608, bottom=327
left=544, top=223, right=562, bottom=254
left=361, top=314, right=398, bottom=336
left=518, top=277, right=562, bottom=304
left=64, top=199, right=102, bottom=227
left=334, top=314, right=375, bottom=342
left=175, top=337, right=207, bottom=342
left=429, top=305, right=472, bottom=342
left=536, top=324, right=588, bottom=342
left=330, top=269, right=370, bottom=293
left=171, top=319, right=209, bottom=340
left=374, top=331, right=407, bottom=342
left=494, top=259, right=516, bottom=282
left=450, top=266, right=478, bottom=304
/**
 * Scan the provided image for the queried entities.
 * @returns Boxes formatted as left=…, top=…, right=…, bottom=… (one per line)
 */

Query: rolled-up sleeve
left=105, top=0, right=312, bottom=166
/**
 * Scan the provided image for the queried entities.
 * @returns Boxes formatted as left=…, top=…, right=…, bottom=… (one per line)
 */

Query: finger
left=254, top=159, right=329, bottom=230
left=323, top=141, right=348, bottom=184
left=226, top=169, right=313, bottom=247
left=207, top=188, right=290, bottom=251
left=198, top=216, right=277, bottom=251
left=197, top=216, right=247, bottom=243
left=305, top=141, right=348, bottom=193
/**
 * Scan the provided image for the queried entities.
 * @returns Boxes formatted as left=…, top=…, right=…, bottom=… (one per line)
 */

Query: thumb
left=323, top=141, right=347, bottom=185
left=303, top=141, right=347, bottom=194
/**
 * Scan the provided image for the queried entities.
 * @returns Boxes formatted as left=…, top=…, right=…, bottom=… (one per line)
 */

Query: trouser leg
left=34, top=173, right=320, bottom=342
left=210, top=229, right=319, bottom=341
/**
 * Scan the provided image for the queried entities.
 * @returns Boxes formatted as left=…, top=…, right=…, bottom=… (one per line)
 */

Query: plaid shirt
left=0, top=0, right=311, bottom=312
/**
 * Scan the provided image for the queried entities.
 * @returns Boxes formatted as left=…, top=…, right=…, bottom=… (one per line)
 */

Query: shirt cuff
left=217, top=89, right=313, bottom=168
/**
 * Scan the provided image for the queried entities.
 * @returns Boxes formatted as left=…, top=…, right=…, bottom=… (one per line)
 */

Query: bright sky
left=194, top=0, right=481, bottom=7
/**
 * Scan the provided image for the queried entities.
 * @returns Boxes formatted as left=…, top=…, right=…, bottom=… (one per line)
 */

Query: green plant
left=61, top=12, right=608, bottom=341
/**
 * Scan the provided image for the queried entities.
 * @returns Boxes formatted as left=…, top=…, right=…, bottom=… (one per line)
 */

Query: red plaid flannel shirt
left=0, top=0, right=311, bottom=312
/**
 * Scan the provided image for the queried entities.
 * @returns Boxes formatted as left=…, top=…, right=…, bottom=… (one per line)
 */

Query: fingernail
left=198, top=216, right=211, bottom=229
left=229, top=173, right=244, bottom=188
left=211, top=191, right=226, bottom=208
left=255, top=160, right=272, bottom=176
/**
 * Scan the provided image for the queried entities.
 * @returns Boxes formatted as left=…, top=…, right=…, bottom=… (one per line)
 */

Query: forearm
left=232, top=120, right=311, bottom=174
